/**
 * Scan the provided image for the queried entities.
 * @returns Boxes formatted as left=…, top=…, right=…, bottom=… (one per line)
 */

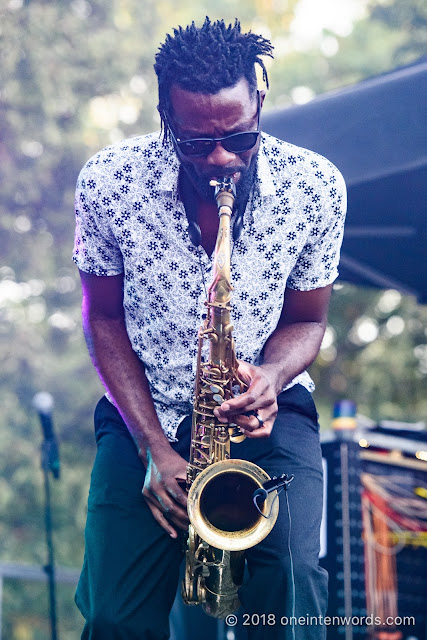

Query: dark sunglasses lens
left=223, top=132, right=259, bottom=153
left=178, top=131, right=259, bottom=157
left=178, top=139, right=215, bottom=157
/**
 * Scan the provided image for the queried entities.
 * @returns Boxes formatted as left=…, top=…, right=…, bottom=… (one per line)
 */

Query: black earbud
left=233, top=214, right=244, bottom=242
left=187, top=220, right=201, bottom=247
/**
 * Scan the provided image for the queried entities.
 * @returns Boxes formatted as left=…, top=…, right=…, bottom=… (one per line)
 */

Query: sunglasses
left=165, top=91, right=261, bottom=158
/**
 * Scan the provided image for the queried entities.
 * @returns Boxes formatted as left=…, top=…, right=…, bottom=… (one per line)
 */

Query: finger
left=157, top=490, right=189, bottom=522
left=235, top=360, right=255, bottom=385
left=215, top=391, right=276, bottom=422
left=237, top=413, right=276, bottom=432
left=167, top=510, right=190, bottom=531
left=144, top=490, right=189, bottom=530
left=233, top=413, right=263, bottom=432
left=142, top=482, right=187, bottom=518
left=217, top=380, right=276, bottom=416
left=241, top=425, right=272, bottom=439
left=219, top=390, right=261, bottom=414
left=147, top=502, right=180, bottom=539
left=214, top=394, right=258, bottom=420
left=163, top=507, right=189, bottom=531
left=168, top=480, right=188, bottom=508
left=235, top=408, right=276, bottom=438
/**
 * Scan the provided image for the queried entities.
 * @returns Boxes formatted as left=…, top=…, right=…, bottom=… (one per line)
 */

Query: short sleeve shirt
left=73, top=132, right=346, bottom=440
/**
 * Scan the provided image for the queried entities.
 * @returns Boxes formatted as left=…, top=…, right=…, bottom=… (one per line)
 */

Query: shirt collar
left=256, top=134, right=276, bottom=199
left=157, top=136, right=181, bottom=195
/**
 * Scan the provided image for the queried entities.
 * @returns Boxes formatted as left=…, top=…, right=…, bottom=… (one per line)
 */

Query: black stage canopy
left=262, top=58, right=427, bottom=303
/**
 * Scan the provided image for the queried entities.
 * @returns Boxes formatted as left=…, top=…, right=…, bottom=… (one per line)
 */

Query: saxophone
left=181, top=177, right=279, bottom=619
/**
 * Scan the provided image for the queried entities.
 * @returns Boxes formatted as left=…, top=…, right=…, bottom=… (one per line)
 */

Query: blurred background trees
left=0, top=0, right=426, bottom=637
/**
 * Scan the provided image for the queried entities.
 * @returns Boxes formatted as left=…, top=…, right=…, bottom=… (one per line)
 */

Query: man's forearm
left=83, top=313, right=171, bottom=463
left=261, top=320, right=326, bottom=396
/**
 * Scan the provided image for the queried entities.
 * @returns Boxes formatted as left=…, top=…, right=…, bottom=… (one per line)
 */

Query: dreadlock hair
left=154, top=17, right=274, bottom=141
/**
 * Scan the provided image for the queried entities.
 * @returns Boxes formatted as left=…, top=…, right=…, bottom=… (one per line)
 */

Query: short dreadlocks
left=154, top=17, right=274, bottom=139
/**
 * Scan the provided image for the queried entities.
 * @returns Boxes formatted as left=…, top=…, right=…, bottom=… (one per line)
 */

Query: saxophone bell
left=187, top=459, right=279, bottom=552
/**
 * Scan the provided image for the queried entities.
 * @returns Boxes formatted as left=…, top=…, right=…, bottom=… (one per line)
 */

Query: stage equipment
left=321, top=415, right=427, bottom=640
left=321, top=428, right=367, bottom=640
left=360, top=423, right=427, bottom=640
left=181, top=177, right=280, bottom=619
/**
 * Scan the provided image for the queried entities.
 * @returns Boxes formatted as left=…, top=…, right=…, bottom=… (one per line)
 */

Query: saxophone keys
left=228, top=424, right=246, bottom=443
left=209, top=384, right=222, bottom=394
left=209, top=384, right=224, bottom=404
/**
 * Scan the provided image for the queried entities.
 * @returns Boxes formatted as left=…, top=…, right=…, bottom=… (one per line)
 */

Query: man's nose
left=206, top=141, right=237, bottom=166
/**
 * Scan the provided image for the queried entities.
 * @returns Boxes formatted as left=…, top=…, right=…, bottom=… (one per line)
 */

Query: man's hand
left=142, top=448, right=189, bottom=539
left=213, top=361, right=281, bottom=439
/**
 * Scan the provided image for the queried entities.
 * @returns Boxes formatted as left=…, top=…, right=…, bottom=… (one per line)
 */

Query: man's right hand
left=142, top=448, right=189, bottom=539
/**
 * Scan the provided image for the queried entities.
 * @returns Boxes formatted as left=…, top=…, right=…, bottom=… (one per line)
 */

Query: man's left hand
left=213, top=361, right=281, bottom=439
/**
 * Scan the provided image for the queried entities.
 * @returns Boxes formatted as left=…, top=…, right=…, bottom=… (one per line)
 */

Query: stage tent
left=261, top=58, right=427, bottom=303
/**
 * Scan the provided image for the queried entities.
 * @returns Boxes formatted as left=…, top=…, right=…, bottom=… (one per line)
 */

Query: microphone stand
left=34, top=393, right=60, bottom=640
left=42, top=438, right=59, bottom=640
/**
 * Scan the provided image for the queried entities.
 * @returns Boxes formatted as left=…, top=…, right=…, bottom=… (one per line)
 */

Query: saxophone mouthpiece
left=210, top=177, right=236, bottom=214
left=209, top=176, right=236, bottom=192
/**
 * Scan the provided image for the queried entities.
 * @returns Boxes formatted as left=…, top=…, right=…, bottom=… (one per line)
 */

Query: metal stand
left=41, top=438, right=59, bottom=640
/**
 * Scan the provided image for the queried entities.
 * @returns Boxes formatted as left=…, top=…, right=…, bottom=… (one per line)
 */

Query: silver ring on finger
left=256, top=413, right=264, bottom=429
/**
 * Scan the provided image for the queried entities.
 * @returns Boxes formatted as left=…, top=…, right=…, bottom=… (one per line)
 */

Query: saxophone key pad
left=209, top=384, right=222, bottom=394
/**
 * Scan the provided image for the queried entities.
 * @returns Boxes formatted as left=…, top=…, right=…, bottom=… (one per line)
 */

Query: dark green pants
left=75, top=385, right=328, bottom=639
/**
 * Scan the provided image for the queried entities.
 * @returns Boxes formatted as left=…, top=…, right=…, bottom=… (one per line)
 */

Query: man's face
left=167, top=78, right=264, bottom=205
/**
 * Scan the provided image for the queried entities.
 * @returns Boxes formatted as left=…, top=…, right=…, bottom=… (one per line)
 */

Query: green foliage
left=312, top=285, right=427, bottom=428
left=0, top=0, right=426, bottom=636
left=370, top=0, right=427, bottom=65
left=3, top=579, right=83, bottom=640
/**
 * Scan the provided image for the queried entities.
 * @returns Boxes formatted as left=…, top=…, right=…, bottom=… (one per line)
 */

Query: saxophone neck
left=208, top=178, right=235, bottom=305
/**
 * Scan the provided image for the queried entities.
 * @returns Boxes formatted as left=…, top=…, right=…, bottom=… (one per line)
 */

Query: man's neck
left=179, top=168, right=220, bottom=256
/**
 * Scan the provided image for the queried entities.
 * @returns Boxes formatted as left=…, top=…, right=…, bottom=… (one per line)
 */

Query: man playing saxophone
left=73, top=17, right=346, bottom=640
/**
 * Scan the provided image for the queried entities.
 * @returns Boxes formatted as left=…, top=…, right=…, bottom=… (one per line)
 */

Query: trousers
left=75, top=384, right=328, bottom=639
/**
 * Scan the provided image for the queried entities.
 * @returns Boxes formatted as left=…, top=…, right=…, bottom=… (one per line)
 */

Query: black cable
left=285, top=487, right=296, bottom=640
left=253, top=487, right=282, bottom=519
left=253, top=475, right=296, bottom=639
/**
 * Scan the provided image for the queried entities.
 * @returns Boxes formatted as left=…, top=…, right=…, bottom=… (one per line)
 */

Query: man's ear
left=259, top=90, right=267, bottom=108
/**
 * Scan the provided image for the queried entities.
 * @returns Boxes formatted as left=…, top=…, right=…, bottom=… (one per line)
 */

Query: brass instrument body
left=182, top=178, right=279, bottom=619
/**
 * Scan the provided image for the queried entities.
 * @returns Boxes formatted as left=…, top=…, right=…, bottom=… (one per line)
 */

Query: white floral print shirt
left=73, top=132, right=346, bottom=440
